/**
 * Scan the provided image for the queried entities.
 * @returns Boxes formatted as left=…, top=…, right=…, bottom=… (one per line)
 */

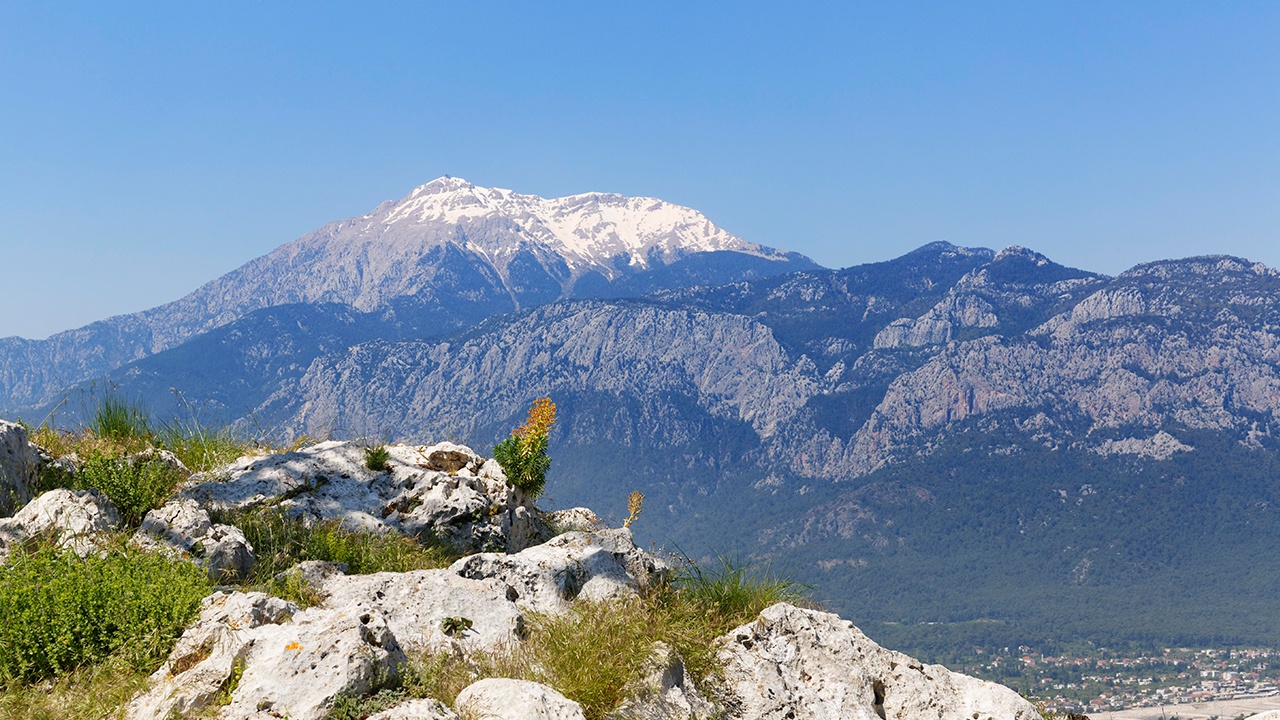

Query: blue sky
left=1, top=2, right=1276, bottom=339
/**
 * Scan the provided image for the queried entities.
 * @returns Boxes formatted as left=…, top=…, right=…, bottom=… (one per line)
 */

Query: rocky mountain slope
left=0, top=178, right=814, bottom=412
left=64, top=241, right=1280, bottom=653
left=0, top=421, right=1040, bottom=720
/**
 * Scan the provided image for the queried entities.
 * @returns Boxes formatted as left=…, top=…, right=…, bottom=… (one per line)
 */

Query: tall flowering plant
left=493, top=397, right=556, bottom=498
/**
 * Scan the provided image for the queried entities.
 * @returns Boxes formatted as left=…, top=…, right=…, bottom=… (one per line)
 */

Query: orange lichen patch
left=285, top=641, right=302, bottom=651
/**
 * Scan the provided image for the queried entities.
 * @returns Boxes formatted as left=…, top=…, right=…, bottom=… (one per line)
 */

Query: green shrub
left=492, top=397, right=556, bottom=497
left=364, top=444, right=391, bottom=473
left=0, top=542, right=210, bottom=685
left=65, top=453, right=184, bottom=526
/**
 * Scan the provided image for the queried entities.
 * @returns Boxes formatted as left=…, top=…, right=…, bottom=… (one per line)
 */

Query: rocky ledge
left=0, top=421, right=1040, bottom=719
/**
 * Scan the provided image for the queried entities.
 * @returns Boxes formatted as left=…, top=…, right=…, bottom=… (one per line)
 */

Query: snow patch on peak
left=377, top=178, right=782, bottom=272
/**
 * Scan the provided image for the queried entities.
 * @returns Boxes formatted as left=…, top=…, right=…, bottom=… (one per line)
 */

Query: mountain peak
left=374, top=178, right=793, bottom=272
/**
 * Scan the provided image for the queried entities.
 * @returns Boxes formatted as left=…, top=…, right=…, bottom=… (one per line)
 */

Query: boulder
left=220, top=605, right=405, bottom=720
left=133, top=499, right=256, bottom=581
left=607, top=642, right=715, bottom=720
left=545, top=507, right=602, bottom=534
left=128, top=447, right=191, bottom=475
left=450, top=528, right=668, bottom=614
left=368, top=699, right=459, bottom=720
left=126, top=591, right=298, bottom=720
left=0, top=421, right=39, bottom=517
left=455, top=678, right=587, bottom=720
left=313, top=567, right=526, bottom=653
left=180, top=440, right=519, bottom=552
left=418, top=441, right=482, bottom=474
left=0, top=488, right=121, bottom=560
left=715, top=603, right=1041, bottom=720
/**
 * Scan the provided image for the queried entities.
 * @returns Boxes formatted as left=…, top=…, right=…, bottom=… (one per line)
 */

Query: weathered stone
left=134, top=499, right=256, bottom=581
left=0, top=421, right=38, bottom=517
left=417, top=441, right=481, bottom=474
left=716, top=603, right=1040, bottom=720
left=0, top=488, right=121, bottom=559
left=450, top=528, right=667, bottom=614
left=180, top=440, right=517, bottom=553
left=545, top=507, right=601, bottom=535
left=313, top=567, right=525, bottom=653
left=608, top=642, right=715, bottom=720
left=455, top=678, right=587, bottom=720
left=221, top=605, right=405, bottom=720
left=126, top=591, right=298, bottom=720
left=129, top=447, right=191, bottom=476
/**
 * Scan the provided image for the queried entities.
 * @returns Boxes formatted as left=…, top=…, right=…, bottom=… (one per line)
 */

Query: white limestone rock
left=368, top=698, right=459, bottom=720
left=221, top=605, right=405, bottom=720
left=0, top=421, right=39, bottom=517
left=545, top=507, right=602, bottom=534
left=607, top=642, right=715, bottom=720
left=134, top=499, right=256, bottom=581
left=716, top=603, right=1040, bottom=720
left=312, top=567, right=526, bottom=654
left=180, top=440, right=519, bottom=552
left=126, top=591, right=298, bottom=720
left=449, top=528, right=667, bottom=614
left=455, top=678, right=587, bottom=720
left=0, top=488, right=121, bottom=559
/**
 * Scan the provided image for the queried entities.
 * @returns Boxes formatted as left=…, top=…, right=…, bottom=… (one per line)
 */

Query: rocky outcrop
left=133, top=499, right=256, bottom=581
left=181, top=440, right=543, bottom=553
left=112, top=439, right=1040, bottom=720
left=715, top=603, right=1040, bottom=720
left=0, top=421, right=38, bottom=516
left=0, top=488, right=121, bottom=560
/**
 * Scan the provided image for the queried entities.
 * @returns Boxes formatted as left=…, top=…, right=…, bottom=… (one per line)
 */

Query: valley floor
left=1102, top=694, right=1280, bottom=720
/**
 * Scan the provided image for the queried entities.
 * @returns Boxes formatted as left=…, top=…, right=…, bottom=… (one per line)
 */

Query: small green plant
left=492, top=397, right=556, bottom=497
left=0, top=541, right=210, bottom=684
left=59, top=452, right=185, bottom=526
left=440, top=616, right=473, bottom=637
left=364, top=444, right=391, bottom=473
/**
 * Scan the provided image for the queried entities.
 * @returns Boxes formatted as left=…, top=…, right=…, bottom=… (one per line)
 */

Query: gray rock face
left=0, top=178, right=810, bottom=413
left=181, top=440, right=532, bottom=553
left=0, top=488, right=121, bottom=560
left=455, top=678, right=587, bottom=720
left=0, top=421, right=38, bottom=516
left=133, top=499, right=256, bottom=581
left=450, top=528, right=667, bottom=614
left=716, top=603, right=1040, bottom=720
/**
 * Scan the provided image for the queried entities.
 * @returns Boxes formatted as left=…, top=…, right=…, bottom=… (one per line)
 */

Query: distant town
left=955, top=646, right=1280, bottom=716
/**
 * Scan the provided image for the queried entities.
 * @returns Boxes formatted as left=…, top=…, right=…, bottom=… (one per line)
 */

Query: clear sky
left=1, top=2, right=1277, bottom=339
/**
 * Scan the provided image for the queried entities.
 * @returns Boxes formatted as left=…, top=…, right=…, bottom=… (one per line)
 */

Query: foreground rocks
left=716, top=603, right=1040, bottom=720
left=3, top=436, right=1042, bottom=720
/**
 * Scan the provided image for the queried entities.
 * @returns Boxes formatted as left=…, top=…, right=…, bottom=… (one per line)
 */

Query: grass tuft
left=158, top=418, right=252, bottom=474
left=91, top=395, right=152, bottom=445
left=213, top=509, right=460, bottom=607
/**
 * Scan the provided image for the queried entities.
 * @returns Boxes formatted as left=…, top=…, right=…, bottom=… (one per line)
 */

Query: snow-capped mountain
left=0, top=178, right=815, bottom=410
left=382, top=176, right=788, bottom=273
